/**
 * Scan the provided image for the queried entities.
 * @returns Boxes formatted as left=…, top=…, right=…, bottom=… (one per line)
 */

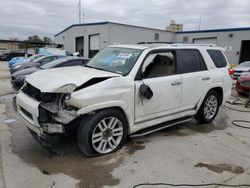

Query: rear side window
left=180, top=50, right=207, bottom=74
left=207, top=50, right=227, bottom=68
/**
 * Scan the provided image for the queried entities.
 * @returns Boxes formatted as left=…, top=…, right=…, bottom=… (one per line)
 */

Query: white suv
left=16, top=44, right=232, bottom=156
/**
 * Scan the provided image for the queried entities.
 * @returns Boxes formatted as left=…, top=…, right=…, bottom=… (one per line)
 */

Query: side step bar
left=130, top=116, right=192, bottom=138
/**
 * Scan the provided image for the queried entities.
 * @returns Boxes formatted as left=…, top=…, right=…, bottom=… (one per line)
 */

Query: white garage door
left=90, top=34, right=100, bottom=50
left=193, top=37, right=218, bottom=45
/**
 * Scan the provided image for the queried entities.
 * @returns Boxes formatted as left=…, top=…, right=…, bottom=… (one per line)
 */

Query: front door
left=134, top=50, right=182, bottom=123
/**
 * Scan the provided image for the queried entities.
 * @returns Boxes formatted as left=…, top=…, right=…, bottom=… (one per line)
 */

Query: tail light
left=228, top=68, right=234, bottom=75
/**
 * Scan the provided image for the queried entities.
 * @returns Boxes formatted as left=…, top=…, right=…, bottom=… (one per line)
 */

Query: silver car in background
left=233, top=61, right=250, bottom=79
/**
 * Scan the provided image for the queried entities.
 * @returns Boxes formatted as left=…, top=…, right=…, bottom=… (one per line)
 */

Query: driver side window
left=142, top=51, right=176, bottom=78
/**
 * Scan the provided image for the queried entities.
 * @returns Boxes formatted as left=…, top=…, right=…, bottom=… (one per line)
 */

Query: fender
left=76, top=100, right=133, bottom=128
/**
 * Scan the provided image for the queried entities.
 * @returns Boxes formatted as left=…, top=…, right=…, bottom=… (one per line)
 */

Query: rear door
left=178, top=49, right=211, bottom=110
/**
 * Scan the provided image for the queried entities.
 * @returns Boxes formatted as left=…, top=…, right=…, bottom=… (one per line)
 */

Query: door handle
left=171, top=81, right=182, bottom=86
left=202, top=77, right=211, bottom=81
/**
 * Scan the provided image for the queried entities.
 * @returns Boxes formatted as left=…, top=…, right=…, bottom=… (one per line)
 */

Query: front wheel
left=194, top=90, right=220, bottom=123
left=77, top=109, right=128, bottom=157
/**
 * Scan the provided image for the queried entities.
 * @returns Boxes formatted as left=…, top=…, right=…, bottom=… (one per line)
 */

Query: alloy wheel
left=204, top=95, right=218, bottom=120
left=91, top=116, right=124, bottom=154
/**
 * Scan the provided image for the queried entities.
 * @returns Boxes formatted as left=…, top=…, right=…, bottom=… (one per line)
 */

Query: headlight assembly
left=55, top=83, right=77, bottom=93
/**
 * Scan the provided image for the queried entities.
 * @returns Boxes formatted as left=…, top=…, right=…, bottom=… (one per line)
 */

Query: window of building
left=142, top=51, right=176, bottom=78
left=89, top=34, right=100, bottom=58
left=154, top=33, right=160, bottom=41
left=179, top=50, right=207, bottom=73
left=207, top=50, right=227, bottom=68
left=183, top=36, right=189, bottom=42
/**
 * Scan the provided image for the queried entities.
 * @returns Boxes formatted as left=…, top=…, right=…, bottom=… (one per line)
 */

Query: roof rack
left=137, top=42, right=173, bottom=44
left=172, top=43, right=217, bottom=47
left=137, top=42, right=217, bottom=47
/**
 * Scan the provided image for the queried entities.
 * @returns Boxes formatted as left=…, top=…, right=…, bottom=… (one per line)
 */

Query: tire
left=194, top=90, right=220, bottom=124
left=77, top=109, right=128, bottom=157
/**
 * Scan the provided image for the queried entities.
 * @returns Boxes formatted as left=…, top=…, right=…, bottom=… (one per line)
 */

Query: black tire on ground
left=77, top=108, right=128, bottom=157
left=194, top=90, right=220, bottom=124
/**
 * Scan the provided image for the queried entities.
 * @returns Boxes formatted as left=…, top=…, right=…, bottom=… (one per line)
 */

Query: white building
left=176, top=28, right=250, bottom=65
left=55, top=21, right=250, bottom=65
left=54, top=21, right=175, bottom=58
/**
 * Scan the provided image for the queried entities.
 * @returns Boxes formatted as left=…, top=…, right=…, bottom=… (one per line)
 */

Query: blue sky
left=0, top=0, right=249, bottom=40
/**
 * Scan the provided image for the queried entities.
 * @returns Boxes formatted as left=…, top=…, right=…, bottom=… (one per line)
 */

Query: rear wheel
left=77, top=109, right=128, bottom=157
left=195, top=90, right=220, bottom=123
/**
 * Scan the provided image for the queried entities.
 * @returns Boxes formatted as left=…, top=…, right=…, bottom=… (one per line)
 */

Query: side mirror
left=139, top=84, right=153, bottom=100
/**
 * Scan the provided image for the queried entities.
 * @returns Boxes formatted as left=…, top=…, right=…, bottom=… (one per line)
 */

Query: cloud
left=0, top=0, right=249, bottom=39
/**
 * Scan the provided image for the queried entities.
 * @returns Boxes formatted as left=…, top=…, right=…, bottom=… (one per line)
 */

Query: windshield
left=238, top=61, right=250, bottom=67
left=86, top=47, right=142, bottom=75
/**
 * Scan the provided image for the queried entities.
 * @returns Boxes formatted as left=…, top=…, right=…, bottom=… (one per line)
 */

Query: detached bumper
left=16, top=92, right=64, bottom=136
left=17, top=92, right=42, bottom=135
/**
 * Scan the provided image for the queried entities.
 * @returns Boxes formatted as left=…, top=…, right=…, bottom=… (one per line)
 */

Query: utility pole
left=78, top=0, right=82, bottom=24
left=198, top=16, right=202, bottom=30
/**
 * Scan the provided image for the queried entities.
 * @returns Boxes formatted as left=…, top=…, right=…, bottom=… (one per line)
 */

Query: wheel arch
left=76, top=101, right=132, bottom=133
left=196, top=86, right=224, bottom=112
left=208, top=87, right=224, bottom=106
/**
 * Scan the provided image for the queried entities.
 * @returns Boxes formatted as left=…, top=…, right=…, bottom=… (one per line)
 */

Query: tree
left=19, top=35, right=53, bottom=49
left=27, top=35, right=43, bottom=43
left=43, top=36, right=52, bottom=44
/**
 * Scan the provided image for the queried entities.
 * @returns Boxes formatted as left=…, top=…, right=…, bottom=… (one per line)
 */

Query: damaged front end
left=22, top=82, right=78, bottom=134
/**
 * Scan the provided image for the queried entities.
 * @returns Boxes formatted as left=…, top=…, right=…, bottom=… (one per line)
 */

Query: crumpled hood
left=26, top=66, right=120, bottom=92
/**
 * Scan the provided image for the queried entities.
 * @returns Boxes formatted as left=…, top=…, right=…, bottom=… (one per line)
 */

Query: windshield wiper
left=84, top=64, right=93, bottom=68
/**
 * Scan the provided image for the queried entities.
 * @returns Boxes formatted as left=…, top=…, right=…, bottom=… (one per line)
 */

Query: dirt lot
left=1, top=61, right=250, bottom=188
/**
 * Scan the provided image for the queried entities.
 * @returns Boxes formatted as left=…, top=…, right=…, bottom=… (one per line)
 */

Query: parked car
left=1, top=52, right=25, bottom=61
left=11, top=57, right=89, bottom=89
left=16, top=44, right=232, bottom=156
left=10, top=55, right=65, bottom=73
left=236, top=72, right=250, bottom=96
left=0, top=53, right=11, bottom=61
left=9, top=54, right=44, bottom=68
left=232, top=61, right=250, bottom=79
